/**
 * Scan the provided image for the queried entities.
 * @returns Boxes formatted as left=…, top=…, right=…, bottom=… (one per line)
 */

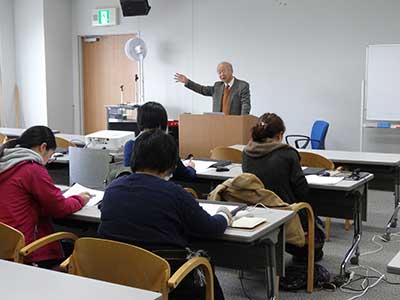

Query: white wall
left=14, top=0, right=48, bottom=127
left=69, top=0, right=400, bottom=151
left=0, top=0, right=17, bottom=127
left=44, top=0, right=74, bottom=133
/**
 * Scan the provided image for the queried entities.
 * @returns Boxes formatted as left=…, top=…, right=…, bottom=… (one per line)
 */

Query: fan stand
left=138, top=55, right=145, bottom=105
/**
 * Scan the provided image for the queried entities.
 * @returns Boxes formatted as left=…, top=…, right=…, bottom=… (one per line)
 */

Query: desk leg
left=384, top=166, right=400, bottom=241
left=265, top=240, right=277, bottom=300
left=340, top=190, right=363, bottom=276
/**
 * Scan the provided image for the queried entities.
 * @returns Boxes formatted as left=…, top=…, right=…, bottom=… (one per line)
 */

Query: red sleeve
left=23, top=163, right=85, bottom=218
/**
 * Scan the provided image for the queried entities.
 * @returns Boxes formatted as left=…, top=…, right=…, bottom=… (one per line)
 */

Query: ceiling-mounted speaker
left=120, top=0, right=151, bottom=16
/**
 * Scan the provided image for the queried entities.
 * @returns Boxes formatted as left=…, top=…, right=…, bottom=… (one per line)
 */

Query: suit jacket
left=185, top=77, right=251, bottom=115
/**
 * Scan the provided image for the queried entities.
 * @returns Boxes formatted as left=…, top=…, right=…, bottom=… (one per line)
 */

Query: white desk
left=71, top=204, right=293, bottom=243
left=300, top=149, right=400, bottom=240
left=301, top=149, right=400, bottom=167
left=191, top=159, right=374, bottom=192
left=187, top=158, right=373, bottom=278
left=0, top=127, right=85, bottom=144
left=69, top=204, right=293, bottom=299
left=0, top=260, right=161, bottom=300
left=230, top=145, right=400, bottom=166
left=231, top=145, right=400, bottom=240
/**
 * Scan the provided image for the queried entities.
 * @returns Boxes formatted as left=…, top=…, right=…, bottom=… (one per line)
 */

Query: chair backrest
left=56, top=136, right=76, bottom=149
left=0, top=222, right=25, bottom=262
left=67, top=238, right=171, bottom=297
left=0, top=133, right=7, bottom=144
left=210, top=146, right=242, bottom=163
left=310, top=120, right=329, bottom=149
left=299, top=152, right=334, bottom=169
left=184, top=187, right=200, bottom=198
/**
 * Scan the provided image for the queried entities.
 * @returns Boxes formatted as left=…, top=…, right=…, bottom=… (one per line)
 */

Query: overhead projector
left=85, top=130, right=135, bottom=151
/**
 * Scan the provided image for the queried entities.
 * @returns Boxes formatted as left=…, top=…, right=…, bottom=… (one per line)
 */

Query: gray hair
left=218, top=61, right=233, bottom=73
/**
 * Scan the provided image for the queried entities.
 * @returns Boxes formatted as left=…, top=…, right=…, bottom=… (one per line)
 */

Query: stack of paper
left=306, top=175, right=344, bottom=185
left=63, top=183, right=104, bottom=207
left=182, top=160, right=216, bottom=173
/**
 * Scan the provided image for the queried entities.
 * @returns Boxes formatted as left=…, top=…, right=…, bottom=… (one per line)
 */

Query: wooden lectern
left=179, top=114, right=258, bottom=158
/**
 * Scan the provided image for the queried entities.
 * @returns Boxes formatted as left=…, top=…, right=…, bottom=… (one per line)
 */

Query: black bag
left=286, top=215, right=326, bottom=261
left=279, top=263, right=331, bottom=291
left=151, top=248, right=208, bottom=300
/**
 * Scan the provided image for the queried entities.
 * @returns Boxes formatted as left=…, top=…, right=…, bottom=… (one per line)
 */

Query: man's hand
left=174, top=73, right=189, bottom=85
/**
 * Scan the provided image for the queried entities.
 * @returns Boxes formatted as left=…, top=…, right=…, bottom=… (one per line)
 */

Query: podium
left=179, top=114, right=258, bottom=158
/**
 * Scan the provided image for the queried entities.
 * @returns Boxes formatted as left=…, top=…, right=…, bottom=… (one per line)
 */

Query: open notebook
left=306, top=175, right=344, bottom=185
left=198, top=202, right=266, bottom=229
left=231, top=217, right=267, bottom=229
left=63, top=183, right=104, bottom=207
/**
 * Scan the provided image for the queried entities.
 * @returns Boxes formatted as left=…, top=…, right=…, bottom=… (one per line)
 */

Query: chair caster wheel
left=382, top=233, right=391, bottom=242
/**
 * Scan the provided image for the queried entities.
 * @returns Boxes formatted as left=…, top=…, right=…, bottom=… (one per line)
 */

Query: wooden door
left=82, top=34, right=138, bottom=134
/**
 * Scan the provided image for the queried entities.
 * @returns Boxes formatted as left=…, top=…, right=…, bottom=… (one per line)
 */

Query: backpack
left=279, top=263, right=331, bottom=291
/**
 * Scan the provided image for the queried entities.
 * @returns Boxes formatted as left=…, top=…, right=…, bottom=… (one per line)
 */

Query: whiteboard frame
left=361, top=44, right=400, bottom=151
left=365, top=44, right=400, bottom=122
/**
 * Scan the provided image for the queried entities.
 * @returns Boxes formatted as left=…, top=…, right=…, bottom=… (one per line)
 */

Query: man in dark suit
left=175, top=62, right=251, bottom=115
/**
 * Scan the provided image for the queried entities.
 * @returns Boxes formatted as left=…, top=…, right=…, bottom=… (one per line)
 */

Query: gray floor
left=216, top=189, right=400, bottom=299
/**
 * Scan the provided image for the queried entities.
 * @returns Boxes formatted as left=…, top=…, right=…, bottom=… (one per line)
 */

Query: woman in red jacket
left=0, top=126, right=90, bottom=267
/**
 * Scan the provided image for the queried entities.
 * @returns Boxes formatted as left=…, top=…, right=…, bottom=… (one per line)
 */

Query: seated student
left=99, top=129, right=231, bottom=300
left=123, top=101, right=196, bottom=180
left=242, top=113, right=324, bottom=261
left=0, top=126, right=90, bottom=267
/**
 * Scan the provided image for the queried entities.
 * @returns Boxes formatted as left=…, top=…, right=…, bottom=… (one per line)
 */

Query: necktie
left=222, top=84, right=231, bottom=115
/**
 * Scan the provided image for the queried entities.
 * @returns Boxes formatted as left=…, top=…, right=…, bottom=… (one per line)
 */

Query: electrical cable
left=340, top=264, right=385, bottom=299
left=239, top=274, right=256, bottom=300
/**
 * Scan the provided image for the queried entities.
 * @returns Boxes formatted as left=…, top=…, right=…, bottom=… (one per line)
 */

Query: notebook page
left=199, top=202, right=241, bottom=216
left=182, top=160, right=216, bottom=173
left=231, top=217, right=267, bottom=229
left=306, top=175, right=344, bottom=185
left=63, top=183, right=104, bottom=207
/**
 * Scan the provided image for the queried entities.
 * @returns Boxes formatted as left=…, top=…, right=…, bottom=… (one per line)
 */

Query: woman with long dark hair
left=0, top=126, right=90, bottom=267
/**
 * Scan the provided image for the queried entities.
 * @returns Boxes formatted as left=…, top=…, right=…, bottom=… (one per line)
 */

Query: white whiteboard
left=366, top=44, right=400, bottom=121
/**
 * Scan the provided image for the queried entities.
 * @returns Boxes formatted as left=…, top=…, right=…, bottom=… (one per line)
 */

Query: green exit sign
left=92, top=8, right=118, bottom=27
left=98, top=10, right=110, bottom=25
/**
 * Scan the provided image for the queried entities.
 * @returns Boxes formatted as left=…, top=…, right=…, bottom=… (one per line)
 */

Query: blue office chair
left=285, top=120, right=329, bottom=150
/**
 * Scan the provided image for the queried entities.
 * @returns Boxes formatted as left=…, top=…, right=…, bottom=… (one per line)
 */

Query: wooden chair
left=0, top=133, right=7, bottom=144
left=0, top=221, right=78, bottom=263
left=0, top=222, right=25, bottom=262
left=299, top=152, right=334, bottom=170
left=299, top=152, right=350, bottom=240
left=291, top=202, right=315, bottom=293
left=184, top=187, right=200, bottom=199
left=210, top=146, right=242, bottom=163
left=55, top=137, right=76, bottom=149
left=208, top=178, right=315, bottom=293
left=60, top=238, right=214, bottom=300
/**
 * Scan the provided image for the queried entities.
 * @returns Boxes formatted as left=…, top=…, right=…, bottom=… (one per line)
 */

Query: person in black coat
left=242, top=113, right=308, bottom=205
left=100, top=129, right=232, bottom=300
left=123, top=101, right=196, bottom=180
left=242, top=112, right=324, bottom=262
